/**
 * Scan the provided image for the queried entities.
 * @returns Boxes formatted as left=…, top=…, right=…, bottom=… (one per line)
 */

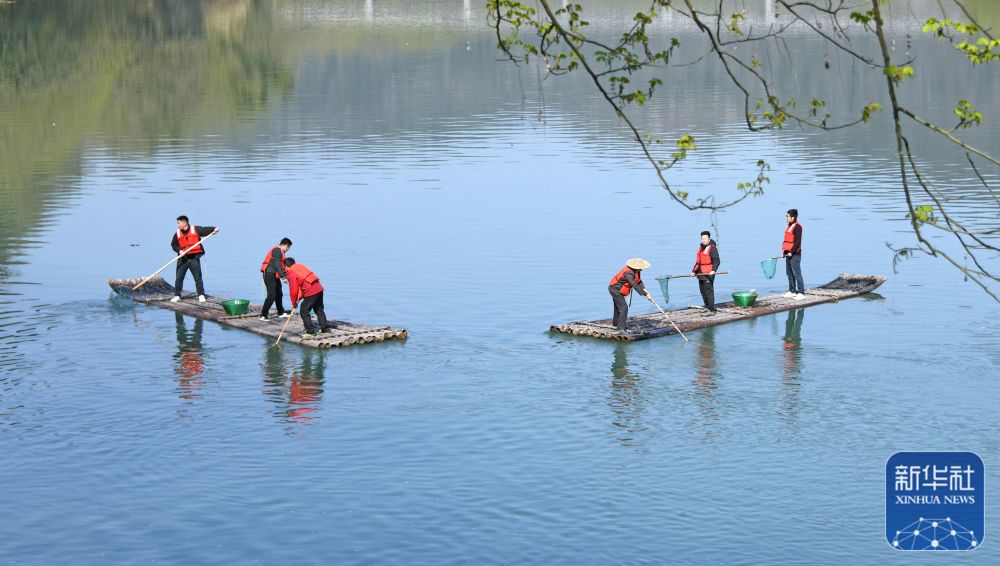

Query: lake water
left=1, top=1, right=998, bottom=563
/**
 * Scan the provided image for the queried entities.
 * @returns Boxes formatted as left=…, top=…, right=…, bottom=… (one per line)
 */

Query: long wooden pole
left=132, top=231, right=219, bottom=291
left=659, top=271, right=730, bottom=279
left=653, top=300, right=689, bottom=342
left=273, top=306, right=297, bottom=347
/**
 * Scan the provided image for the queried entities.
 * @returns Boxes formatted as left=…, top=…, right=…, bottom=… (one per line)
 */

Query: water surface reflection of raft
left=550, top=274, right=885, bottom=341
left=109, top=276, right=407, bottom=349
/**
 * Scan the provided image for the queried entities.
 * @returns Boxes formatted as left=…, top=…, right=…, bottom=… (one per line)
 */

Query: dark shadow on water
left=780, top=309, right=806, bottom=427
left=174, top=312, right=205, bottom=402
left=608, top=342, right=648, bottom=448
left=691, top=327, right=721, bottom=439
left=262, top=346, right=327, bottom=428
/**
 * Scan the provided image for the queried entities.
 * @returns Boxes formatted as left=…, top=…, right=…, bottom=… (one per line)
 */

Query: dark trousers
left=175, top=256, right=205, bottom=296
left=697, top=274, right=716, bottom=311
left=609, top=286, right=629, bottom=331
left=261, top=273, right=286, bottom=317
left=299, top=291, right=330, bottom=333
left=786, top=254, right=804, bottom=293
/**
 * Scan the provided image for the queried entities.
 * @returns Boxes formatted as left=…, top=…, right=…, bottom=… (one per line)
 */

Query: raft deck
left=109, top=276, right=407, bottom=349
left=550, top=274, right=885, bottom=341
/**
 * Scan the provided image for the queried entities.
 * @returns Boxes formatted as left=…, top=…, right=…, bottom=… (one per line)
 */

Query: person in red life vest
left=608, top=258, right=654, bottom=333
left=284, top=257, right=334, bottom=338
left=781, top=209, right=805, bottom=299
left=691, top=230, right=721, bottom=316
left=169, top=215, right=220, bottom=303
left=259, top=237, right=293, bottom=321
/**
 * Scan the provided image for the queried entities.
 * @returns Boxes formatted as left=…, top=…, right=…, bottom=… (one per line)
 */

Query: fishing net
left=655, top=275, right=671, bottom=303
left=761, top=258, right=778, bottom=279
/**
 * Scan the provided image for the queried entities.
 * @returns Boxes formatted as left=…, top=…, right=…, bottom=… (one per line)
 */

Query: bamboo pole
left=132, top=230, right=220, bottom=291
left=273, top=306, right=298, bottom=347
left=657, top=271, right=730, bottom=280
left=652, top=300, right=689, bottom=342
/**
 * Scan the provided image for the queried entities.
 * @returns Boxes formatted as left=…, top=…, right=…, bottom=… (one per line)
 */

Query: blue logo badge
left=886, top=451, right=984, bottom=551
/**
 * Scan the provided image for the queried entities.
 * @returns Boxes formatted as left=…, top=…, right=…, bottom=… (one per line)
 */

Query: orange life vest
left=176, top=225, right=203, bottom=255
left=695, top=244, right=715, bottom=274
left=609, top=266, right=641, bottom=296
left=782, top=222, right=801, bottom=253
left=260, top=245, right=286, bottom=278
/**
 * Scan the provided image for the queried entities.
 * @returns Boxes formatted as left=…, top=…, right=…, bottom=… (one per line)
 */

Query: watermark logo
left=886, top=451, right=984, bottom=551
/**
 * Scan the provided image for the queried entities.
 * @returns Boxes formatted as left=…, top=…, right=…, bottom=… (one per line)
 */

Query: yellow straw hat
left=626, top=258, right=651, bottom=270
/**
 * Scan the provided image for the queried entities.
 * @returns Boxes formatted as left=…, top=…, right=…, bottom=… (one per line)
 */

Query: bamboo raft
left=550, top=274, right=886, bottom=341
left=108, top=276, right=407, bottom=349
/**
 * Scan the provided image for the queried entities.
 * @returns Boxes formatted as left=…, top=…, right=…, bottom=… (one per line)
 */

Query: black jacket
left=263, top=246, right=286, bottom=276
left=785, top=223, right=802, bottom=255
left=171, top=225, right=216, bottom=258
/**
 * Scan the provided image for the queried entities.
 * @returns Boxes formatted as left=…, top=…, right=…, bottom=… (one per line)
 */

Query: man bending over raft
left=170, top=215, right=220, bottom=303
left=284, top=257, right=335, bottom=339
left=609, top=258, right=654, bottom=332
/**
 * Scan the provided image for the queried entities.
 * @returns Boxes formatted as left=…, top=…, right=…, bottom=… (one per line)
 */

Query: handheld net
left=655, top=275, right=671, bottom=303
left=761, top=258, right=778, bottom=279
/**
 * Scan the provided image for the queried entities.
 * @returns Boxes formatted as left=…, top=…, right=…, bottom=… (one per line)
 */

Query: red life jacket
left=260, top=245, right=286, bottom=278
left=695, top=244, right=715, bottom=274
left=287, top=263, right=322, bottom=298
left=609, top=266, right=640, bottom=296
left=782, top=222, right=801, bottom=253
left=176, top=225, right=203, bottom=255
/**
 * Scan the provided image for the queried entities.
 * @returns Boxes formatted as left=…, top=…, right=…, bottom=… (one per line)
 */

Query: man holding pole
left=284, top=257, right=334, bottom=338
left=691, top=230, right=720, bottom=315
left=170, top=215, right=219, bottom=303
left=609, top=258, right=654, bottom=333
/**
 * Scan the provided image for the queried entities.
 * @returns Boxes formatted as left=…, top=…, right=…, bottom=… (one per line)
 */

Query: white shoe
left=793, top=293, right=806, bottom=300
left=783, top=292, right=795, bottom=298
left=259, top=316, right=270, bottom=321
left=278, top=313, right=291, bottom=319
left=170, top=296, right=181, bottom=303
left=198, top=295, right=207, bottom=303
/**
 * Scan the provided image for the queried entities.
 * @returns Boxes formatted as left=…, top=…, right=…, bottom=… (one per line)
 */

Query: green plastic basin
left=732, top=291, right=758, bottom=307
left=221, top=299, right=250, bottom=315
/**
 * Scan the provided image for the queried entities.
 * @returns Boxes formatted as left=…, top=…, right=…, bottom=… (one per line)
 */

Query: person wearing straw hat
left=609, top=258, right=654, bottom=332
left=691, top=230, right=720, bottom=316
left=169, top=215, right=219, bottom=303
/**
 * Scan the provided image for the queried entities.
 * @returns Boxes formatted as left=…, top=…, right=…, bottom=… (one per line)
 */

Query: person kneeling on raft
left=608, top=258, right=654, bottom=332
left=284, top=257, right=334, bottom=339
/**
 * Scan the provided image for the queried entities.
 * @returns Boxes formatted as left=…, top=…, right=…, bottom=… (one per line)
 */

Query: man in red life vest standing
left=782, top=209, right=805, bottom=300
left=259, top=237, right=293, bottom=321
left=170, top=215, right=219, bottom=303
left=284, top=257, right=334, bottom=339
left=691, top=230, right=720, bottom=315
left=609, top=258, right=654, bottom=333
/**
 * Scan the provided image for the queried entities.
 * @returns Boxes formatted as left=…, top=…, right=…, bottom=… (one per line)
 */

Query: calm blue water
left=1, top=1, right=998, bottom=563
